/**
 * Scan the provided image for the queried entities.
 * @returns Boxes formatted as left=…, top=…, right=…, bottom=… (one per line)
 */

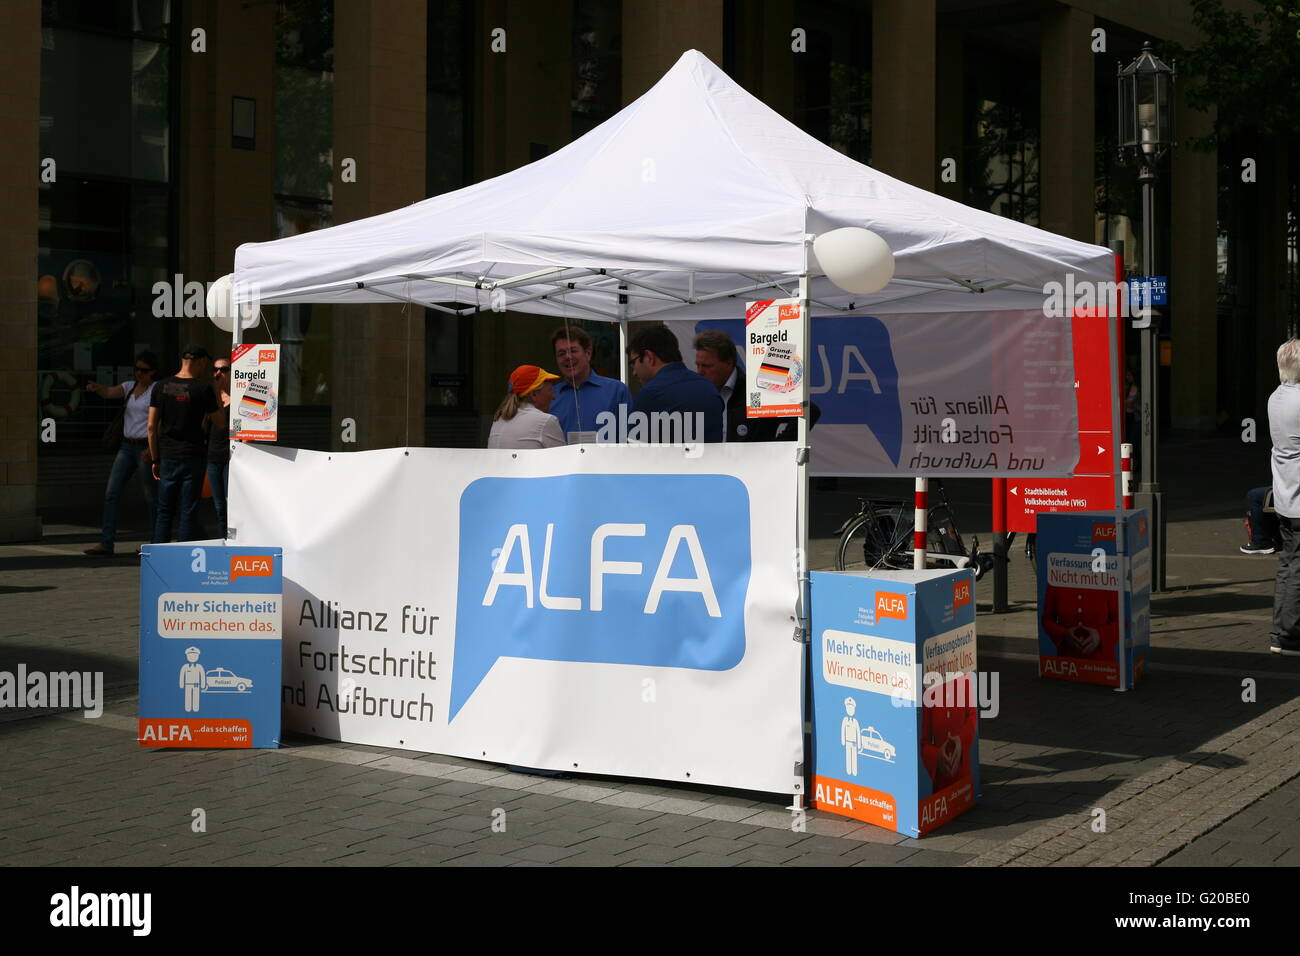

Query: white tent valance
left=232, top=50, right=1112, bottom=321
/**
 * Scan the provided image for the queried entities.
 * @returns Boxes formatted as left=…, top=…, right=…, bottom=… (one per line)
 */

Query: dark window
left=571, top=0, right=622, bottom=139
left=962, top=43, right=1040, bottom=225
left=426, top=0, right=476, bottom=423
left=38, top=3, right=176, bottom=452
left=40, top=27, right=171, bottom=182
left=270, top=0, right=334, bottom=410
left=427, top=0, right=472, bottom=198
left=792, top=1, right=871, bottom=164
left=276, top=0, right=334, bottom=202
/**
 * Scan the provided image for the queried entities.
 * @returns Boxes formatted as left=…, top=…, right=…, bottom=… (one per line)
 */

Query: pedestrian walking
left=83, top=351, right=160, bottom=556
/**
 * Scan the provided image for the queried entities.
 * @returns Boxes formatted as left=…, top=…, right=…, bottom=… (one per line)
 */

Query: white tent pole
left=794, top=238, right=812, bottom=812
left=618, top=298, right=629, bottom=386
left=228, top=289, right=242, bottom=547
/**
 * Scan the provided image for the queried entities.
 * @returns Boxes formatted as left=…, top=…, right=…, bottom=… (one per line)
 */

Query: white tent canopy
left=232, top=50, right=1112, bottom=322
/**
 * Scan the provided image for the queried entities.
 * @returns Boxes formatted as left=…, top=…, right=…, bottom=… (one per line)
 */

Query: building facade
left=1, top=0, right=1289, bottom=540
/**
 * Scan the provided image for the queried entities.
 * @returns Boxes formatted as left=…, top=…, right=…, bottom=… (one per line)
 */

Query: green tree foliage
left=1168, top=0, right=1300, bottom=146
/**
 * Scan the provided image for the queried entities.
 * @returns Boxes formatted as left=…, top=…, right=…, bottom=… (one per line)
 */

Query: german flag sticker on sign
left=756, top=358, right=791, bottom=389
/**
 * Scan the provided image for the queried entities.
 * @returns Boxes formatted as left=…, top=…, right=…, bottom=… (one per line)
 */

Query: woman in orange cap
left=488, top=365, right=566, bottom=449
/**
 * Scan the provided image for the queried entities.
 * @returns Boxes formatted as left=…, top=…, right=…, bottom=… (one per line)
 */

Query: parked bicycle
left=834, top=479, right=996, bottom=580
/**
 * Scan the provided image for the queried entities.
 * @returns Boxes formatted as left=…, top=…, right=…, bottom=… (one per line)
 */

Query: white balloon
left=206, top=273, right=259, bottom=332
left=812, top=227, right=895, bottom=295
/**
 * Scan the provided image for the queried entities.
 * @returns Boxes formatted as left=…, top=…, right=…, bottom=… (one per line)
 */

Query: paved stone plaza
left=2, top=436, right=1297, bottom=866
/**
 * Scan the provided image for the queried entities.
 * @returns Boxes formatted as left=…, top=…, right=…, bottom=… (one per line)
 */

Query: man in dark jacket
left=627, top=325, right=724, bottom=443
left=694, top=328, right=816, bottom=441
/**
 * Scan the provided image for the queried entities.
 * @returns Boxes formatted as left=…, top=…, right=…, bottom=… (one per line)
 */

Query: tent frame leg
left=796, top=261, right=812, bottom=808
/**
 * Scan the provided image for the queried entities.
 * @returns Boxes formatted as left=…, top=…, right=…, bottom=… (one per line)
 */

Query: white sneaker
left=1240, top=545, right=1276, bottom=555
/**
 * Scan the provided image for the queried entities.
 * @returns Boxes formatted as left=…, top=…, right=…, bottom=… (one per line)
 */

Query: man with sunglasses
left=627, top=325, right=724, bottom=443
left=83, top=351, right=161, bottom=556
left=149, top=344, right=218, bottom=543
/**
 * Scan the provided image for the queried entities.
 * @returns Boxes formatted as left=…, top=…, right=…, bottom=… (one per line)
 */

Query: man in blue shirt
left=549, top=326, right=632, bottom=440
left=628, top=324, right=724, bottom=443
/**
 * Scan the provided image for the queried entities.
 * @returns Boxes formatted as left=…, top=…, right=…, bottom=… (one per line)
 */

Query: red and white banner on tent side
left=674, top=309, right=1079, bottom=477
left=229, top=441, right=804, bottom=795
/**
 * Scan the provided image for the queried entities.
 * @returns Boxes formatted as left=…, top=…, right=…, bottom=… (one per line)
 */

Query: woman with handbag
left=83, top=351, right=161, bottom=556
left=206, top=357, right=232, bottom=540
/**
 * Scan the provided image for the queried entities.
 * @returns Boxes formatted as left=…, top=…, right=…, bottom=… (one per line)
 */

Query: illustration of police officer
left=841, top=697, right=861, bottom=776
left=180, top=646, right=206, bottom=713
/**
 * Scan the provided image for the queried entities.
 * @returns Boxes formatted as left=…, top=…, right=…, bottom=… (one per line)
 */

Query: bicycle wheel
left=836, top=513, right=911, bottom=572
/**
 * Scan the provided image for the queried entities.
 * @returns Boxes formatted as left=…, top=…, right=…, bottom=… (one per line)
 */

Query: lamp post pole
left=1118, top=40, right=1174, bottom=593
left=1134, top=164, right=1165, bottom=591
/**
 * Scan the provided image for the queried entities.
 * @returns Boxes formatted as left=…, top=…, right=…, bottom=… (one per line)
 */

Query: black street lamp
left=1117, top=41, right=1176, bottom=592
left=1118, top=42, right=1176, bottom=168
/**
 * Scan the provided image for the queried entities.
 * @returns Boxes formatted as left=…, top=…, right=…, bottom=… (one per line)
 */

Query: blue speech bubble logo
left=451, top=474, right=751, bottom=720
left=698, top=315, right=902, bottom=464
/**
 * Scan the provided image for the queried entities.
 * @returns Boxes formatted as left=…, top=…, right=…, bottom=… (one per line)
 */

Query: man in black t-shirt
left=149, top=344, right=217, bottom=542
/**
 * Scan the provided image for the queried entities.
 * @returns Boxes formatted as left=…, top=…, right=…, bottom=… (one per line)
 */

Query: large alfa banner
left=229, top=442, right=804, bottom=795
left=674, top=310, right=1078, bottom=476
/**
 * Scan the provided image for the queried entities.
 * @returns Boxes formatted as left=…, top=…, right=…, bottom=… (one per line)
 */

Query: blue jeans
left=99, top=442, right=156, bottom=549
left=1247, top=486, right=1281, bottom=549
left=207, top=460, right=229, bottom=540
left=154, top=457, right=206, bottom=543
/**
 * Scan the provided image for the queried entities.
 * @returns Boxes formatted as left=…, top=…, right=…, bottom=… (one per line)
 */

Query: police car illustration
left=858, top=726, right=896, bottom=762
left=204, top=668, right=253, bottom=693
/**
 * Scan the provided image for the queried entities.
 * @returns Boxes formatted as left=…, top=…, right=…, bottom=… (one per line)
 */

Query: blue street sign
left=1128, top=276, right=1167, bottom=307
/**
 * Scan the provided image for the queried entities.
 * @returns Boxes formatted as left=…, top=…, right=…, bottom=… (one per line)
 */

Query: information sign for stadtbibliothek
left=230, top=343, right=280, bottom=441
left=744, top=297, right=806, bottom=418
left=139, top=543, right=282, bottom=748
left=1001, top=310, right=1116, bottom=531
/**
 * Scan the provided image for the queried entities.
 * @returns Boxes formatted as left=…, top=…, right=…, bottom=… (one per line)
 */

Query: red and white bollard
left=914, top=477, right=928, bottom=570
left=1121, top=443, right=1134, bottom=509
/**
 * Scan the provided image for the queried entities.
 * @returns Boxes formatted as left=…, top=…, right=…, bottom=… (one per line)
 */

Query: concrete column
left=622, top=0, right=724, bottom=103
left=1039, top=5, right=1094, bottom=242
left=332, top=0, right=427, bottom=450
left=871, top=0, right=936, bottom=190
left=1169, top=100, right=1218, bottom=433
left=0, top=4, right=42, bottom=542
